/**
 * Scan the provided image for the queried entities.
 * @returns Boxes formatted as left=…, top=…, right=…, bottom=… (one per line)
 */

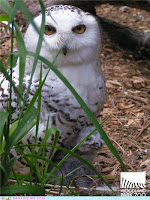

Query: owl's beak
left=93, top=138, right=103, bottom=149
left=62, top=46, right=68, bottom=56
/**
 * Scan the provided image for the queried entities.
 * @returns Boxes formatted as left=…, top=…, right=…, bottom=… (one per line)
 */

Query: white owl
left=0, top=5, right=106, bottom=156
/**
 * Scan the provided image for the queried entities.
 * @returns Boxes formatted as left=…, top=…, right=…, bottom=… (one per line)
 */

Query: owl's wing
left=0, top=68, right=80, bottom=124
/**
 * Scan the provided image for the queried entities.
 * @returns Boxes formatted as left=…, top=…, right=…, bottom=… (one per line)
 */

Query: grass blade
left=7, top=52, right=18, bottom=68
left=1, top=157, right=18, bottom=186
left=7, top=106, right=38, bottom=152
left=0, top=112, right=9, bottom=155
left=0, top=14, right=9, bottom=22
left=14, top=23, right=26, bottom=109
left=18, top=0, right=45, bottom=119
left=1, top=185, right=45, bottom=195
left=16, top=0, right=40, bottom=34
left=6, top=1, right=18, bottom=26
left=0, top=112, right=8, bottom=137
left=44, top=129, right=60, bottom=174
left=0, top=0, right=11, bottom=15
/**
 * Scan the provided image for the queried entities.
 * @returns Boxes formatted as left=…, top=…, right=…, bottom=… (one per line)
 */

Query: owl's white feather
left=0, top=5, right=106, bottom=153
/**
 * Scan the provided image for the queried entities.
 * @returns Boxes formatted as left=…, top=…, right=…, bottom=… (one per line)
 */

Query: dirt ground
left=95, top=4, right=150, bottom=189
left=0, top=2, right=150, bottom=192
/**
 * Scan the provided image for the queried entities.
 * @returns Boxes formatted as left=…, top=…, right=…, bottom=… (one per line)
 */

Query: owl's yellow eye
left=72, top=25, right=86, bottom=34
left=44, top=25, right=56, bottom=35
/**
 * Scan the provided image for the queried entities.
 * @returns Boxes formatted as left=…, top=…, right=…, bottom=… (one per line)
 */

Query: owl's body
left=0, top=5, right=106, bottom=153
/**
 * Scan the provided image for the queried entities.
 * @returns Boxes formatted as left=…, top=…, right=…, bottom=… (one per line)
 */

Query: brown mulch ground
left=94, top=4, right=150, bottom=189
left=0, top=2, right=150, bottom=192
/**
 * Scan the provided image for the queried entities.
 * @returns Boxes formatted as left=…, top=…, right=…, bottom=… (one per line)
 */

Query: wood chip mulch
left=94, top=4, right=150, bottom=190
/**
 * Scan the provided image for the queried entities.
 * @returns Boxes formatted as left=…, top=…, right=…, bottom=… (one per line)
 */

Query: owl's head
left=76, top=127, right=104, bottom=153
left=24, top=5, right=101, bottom=67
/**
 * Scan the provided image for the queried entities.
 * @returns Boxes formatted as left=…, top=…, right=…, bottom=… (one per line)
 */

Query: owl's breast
left=39, top=62, right=106, bottom=123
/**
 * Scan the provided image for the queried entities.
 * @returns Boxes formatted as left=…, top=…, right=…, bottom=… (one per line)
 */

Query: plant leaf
left=0, top=112, right=8, bottom=136
left=0, top=112, right=9, bottom=155
left=7, top=52, right=18, bottom=68
left=14, top=23, right=26, bottom=107
left=1, top=157, right=18, bottom=186
left=0, top=14, right=9, bottom=22
left=18, top=0, right=45, bottom=119
left=1, top=185, right=45, bottom=195
left=7, top=106, right=38, bottom=152
left=0, top=0, right=11, bottom=15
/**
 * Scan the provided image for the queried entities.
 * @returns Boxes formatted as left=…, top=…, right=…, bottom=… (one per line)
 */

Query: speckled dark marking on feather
left=52, top=115, right=56, bottom=125
left=45, top=5, right=91, bottom=16
left=67, top=132, right=72, bottom=135
left=48, top=105, right=58, bottom=112
left=57, top=114, right=64, bottom=124
left=53, top=99, right=59, bottom=103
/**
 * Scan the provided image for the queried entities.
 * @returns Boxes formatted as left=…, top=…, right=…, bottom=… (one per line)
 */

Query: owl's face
left=24, top=5, right=101, bottom=66
left=76, top=128, right=104, bottom=153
